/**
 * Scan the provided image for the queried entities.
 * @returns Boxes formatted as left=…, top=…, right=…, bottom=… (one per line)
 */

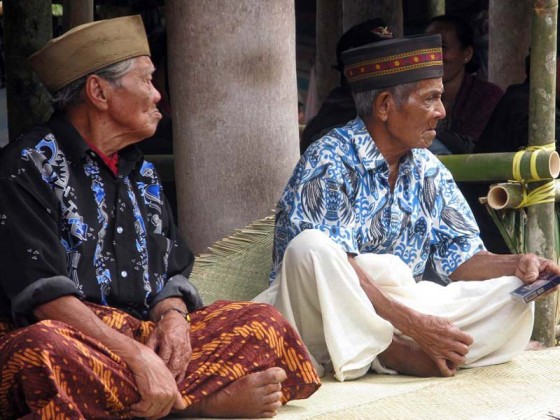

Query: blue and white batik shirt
left=272, top=117, right=485, bottom=283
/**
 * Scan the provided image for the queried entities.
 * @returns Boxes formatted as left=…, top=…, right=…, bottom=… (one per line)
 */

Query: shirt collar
left=47, top=111, right=144, bottom=176
left=348, top=117, right=389, bottom=172
left=349, top=116, right=417, bottom=174
left=47, top=111, right=89, bottom=163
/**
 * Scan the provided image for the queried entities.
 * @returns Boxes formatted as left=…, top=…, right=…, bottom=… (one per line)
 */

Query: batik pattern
left=0, top=301, right=320, bottom=419
left=3, top=122, right=191, bottom=317
left=84, top=155, right=113, bottom=304
left=124, top=175, right=153, bottom=304
left=272, top=117, right=484, bottom=282
left=21, top=135, right=89, bottom=293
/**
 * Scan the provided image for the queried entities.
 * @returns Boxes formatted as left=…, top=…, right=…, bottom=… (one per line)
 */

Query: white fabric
left=254, top=229, right=534, bottom=382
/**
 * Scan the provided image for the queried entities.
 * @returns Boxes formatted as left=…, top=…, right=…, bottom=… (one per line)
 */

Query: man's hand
left=34, top=296, right=187, bottom=419
left=128, top=341, right=187, bottom=419
left=146, top=309, right=192, bottom=383
left=450, top=250, right=560, bottom=284
left=347, top=254, right=472, bottom=376
left=406, top=313, right=473, bottom=377
left=514, top=253, right=560, bottom=284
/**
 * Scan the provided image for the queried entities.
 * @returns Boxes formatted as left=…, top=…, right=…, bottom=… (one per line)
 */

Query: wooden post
left=3, top=0, right=52, bottom=141
left=527, top=0, right=558, bottom=346
left=315, top=0, right=343, bottom=112
left=166, top=0, right=300, bottom=254
left=488, top=0, right=531, bottom=89
left=62, top=0, right=94, bottom=31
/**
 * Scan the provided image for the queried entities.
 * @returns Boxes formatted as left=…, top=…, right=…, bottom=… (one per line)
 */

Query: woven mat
left=187, top=217, right=560, bottom=419
left=278, top=347, right=560, bottom=420
left=190, top=215, right=274, bottom=304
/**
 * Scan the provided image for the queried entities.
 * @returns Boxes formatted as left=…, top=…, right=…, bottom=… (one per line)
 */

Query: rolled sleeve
left=11, top=276, right=83, bottom=324
left=0, top=170, right=76, bottom=322
left=148, top=274, right=203, bottom=312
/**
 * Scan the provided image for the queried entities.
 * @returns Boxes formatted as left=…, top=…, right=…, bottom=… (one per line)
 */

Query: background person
left=425, top=14, right=503, bottom=154
left=299, top=18, right=393, bottom=154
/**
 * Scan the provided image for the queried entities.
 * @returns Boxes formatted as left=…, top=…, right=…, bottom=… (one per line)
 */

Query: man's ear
left=84, top=75, right=110, bottom=111
left=374, top=91, right=392, bottom=122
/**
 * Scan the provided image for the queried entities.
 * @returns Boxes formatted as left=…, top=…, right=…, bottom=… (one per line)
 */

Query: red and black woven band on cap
left=342, top=34, right=443, bottom=92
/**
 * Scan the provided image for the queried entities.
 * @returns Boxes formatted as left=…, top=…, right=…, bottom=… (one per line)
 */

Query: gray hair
left=353, top=81, right=419, bottom=119
left=51, top=57, right=137, bottom=111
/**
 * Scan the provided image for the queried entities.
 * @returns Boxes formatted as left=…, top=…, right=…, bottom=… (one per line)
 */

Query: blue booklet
left=511, top=272, right=560, bottom=303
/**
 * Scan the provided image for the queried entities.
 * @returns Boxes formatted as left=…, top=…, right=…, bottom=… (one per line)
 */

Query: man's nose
left=153, top=85, right=162, bottom=104
left=435, top=99, right=446, bottom=120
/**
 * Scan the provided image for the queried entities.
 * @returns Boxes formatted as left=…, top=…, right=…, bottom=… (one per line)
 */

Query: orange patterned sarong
left=0, top=300, right=320, bottom=419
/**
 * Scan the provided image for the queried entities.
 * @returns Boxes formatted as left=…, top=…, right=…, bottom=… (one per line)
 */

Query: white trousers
left=254, top=230, right=534, bottom=382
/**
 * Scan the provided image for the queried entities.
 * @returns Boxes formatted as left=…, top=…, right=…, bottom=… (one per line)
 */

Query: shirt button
left=120, top=270, right=128, bottom=278
left=116, top=226, right=124, bottom=234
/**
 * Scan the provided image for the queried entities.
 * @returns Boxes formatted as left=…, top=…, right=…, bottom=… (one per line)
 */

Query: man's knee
left=284, top=229, right=343, bottom=266
left=1, top=321, right=67, bottom=358
left=234, top=301, right=292, bottom=330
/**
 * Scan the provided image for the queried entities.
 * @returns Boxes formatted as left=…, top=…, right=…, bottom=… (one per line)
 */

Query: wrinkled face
left=107, top=56, right=162, bottom=141
left=426, top=21, right=471, bottom=84
left=386, top=78, right=446, bottom=150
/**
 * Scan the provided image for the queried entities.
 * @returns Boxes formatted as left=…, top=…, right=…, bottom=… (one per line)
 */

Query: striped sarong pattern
left=0, top=300, right=320, bottom=419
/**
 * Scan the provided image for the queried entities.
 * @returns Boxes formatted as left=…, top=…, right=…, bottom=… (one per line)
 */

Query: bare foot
left=525, top=340, right=547, bottom=351
left=176, top=367, right=287, bottom=418
left=378, top=336, right=441, bottom=377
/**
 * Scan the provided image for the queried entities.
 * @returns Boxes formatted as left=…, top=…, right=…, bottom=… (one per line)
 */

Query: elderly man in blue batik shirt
left=255, top=34, right=560, bottom=382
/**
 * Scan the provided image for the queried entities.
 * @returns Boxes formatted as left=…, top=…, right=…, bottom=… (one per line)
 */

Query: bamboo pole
left=528, top=0, right=558, bottom=346
left=438, top=151, right=560, bottom=182
left=62, top=0, right=94, bottom=31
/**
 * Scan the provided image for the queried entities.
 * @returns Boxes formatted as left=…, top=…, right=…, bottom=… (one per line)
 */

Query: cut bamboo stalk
left=487, top=181, right=560, bottom=210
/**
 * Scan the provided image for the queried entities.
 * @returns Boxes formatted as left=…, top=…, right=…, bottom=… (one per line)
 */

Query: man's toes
left=265, top=367, right=287, bottom=382
left=261, top=382, right=282, bottom=394
left=262, top=390, right=283, bottom=404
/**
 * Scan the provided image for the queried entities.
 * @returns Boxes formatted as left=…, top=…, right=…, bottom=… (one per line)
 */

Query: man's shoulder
left=412, top=148, right=452, bottom=176
left=307, top=121, right=356, bottom=154
left=0, top=124, right=53, bottom=175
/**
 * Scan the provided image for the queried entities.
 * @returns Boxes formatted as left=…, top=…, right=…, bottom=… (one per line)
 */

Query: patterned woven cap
left=342, top=34, right=443, bottom=92
left=29, top=15, right=150, bottom=94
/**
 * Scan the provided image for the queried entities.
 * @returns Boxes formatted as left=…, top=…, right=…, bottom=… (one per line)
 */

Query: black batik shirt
left=0, top=113, right=202, bottom=324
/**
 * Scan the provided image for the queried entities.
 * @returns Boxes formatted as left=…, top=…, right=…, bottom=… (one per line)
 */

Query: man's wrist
left=149, top=296, right=188, bottom=322
left=159, top=307, right=191, bottom=324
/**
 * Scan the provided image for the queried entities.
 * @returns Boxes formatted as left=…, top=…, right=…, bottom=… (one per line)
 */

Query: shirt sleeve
left=430, top=164, right=486, bottom=277
left=273, top=141, right=359, bottom=269
left=0, top=165, right=83, bottom=324
left=146, top=194, right=203, bottom=312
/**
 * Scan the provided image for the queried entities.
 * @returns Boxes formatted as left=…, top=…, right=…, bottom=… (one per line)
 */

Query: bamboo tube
left=528, top=0, right=558, bottom=346
left=438, top=151, right=560, bottom=182
left=487, top=181, right=560, bottom=210
left=487, top=183, right=526, bottom=210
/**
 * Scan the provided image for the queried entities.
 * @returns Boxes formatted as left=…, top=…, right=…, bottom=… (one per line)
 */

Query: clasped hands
left=129, top=308, right=192, bottom=419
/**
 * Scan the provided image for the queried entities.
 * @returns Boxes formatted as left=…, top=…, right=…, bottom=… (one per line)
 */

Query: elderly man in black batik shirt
left=0, top=15, right=319, bottom=420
